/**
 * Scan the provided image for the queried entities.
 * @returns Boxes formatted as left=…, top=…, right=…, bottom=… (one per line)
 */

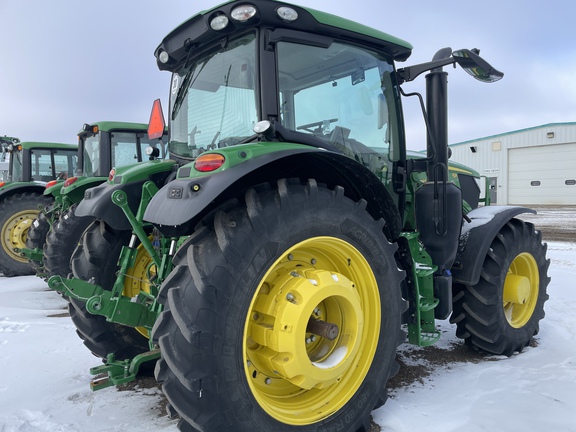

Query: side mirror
left=452, top=49, right=504, bottom=83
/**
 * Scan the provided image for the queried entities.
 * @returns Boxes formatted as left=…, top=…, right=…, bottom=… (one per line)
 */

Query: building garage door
left=508, top=143, right=576, bottom=205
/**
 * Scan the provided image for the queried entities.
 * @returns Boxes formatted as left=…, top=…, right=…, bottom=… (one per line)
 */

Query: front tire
left=450, top=218, right=550, bottom=355
left=0, top=193, right=53, bottom=277
left=152, top=179, right=405, bottom=432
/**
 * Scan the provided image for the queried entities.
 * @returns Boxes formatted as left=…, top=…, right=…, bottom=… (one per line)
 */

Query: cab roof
left=156, top=0, right=412, bottom=71
left=17, top=142, right=76, bottom=150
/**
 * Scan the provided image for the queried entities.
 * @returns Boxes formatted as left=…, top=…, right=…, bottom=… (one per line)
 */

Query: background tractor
left=45, top=117, right=176, bottom=371
left=49, top=2, right=550, bottom=431
left=22, top=121, right=168, bottom=279
left=0, top=138, right=76, bottom=276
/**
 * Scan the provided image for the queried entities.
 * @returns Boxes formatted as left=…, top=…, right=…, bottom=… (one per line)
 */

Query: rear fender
left=43, top=180, right=65, bottom=198
left=76, top=160, right=176, bottom=230
left=451, top=206, right=536, bottom=285
left=144, top=148, right=403, bottom=240
left=76, top=181, right=147, bottom=230
left=59, top=176, right=107, bottom=204
left=144, top=149, right=315, bottom=229
left=0, top=183, right=46, bottom=201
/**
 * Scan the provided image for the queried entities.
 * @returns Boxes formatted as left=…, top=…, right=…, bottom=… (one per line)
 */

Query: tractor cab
left=0, top=141, right=77, bottom=188
left=77, top=121, right=168, bottom=179
left=146, top=0, right=501, bottom=239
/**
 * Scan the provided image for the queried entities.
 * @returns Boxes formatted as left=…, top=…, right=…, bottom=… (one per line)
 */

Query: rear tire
left=450, top=218, right=550, bottom=355
left=44, top=204, right=95, bottom=279
left=0, top=193, right=52, bottom=277
left=69, top=220, right=150, bottom=360
left=152, top=179, right=406, bottom=432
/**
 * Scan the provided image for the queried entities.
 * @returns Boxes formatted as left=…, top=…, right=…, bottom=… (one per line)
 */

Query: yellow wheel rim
left=503, top=252, right=539, bottom=328
left=1, top=209, right=39, bottom=263
left=123, top=239, right=155, bottom=338
left=243, top=236, right=381, bottom=425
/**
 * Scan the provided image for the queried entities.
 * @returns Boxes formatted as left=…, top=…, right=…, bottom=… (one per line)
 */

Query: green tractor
left=49, top=2, right=550, bottom=431
left=45, top=116, right=177, bottom=365
left=0, top=137, right=77, bottom=277
left=22, top=121, right=168, bottom=279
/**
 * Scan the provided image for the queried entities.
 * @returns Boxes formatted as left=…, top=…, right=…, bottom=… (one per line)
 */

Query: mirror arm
left=397, top=57, right=456, bottom=84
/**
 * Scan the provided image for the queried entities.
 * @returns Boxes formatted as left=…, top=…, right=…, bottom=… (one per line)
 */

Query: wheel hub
left=248, top=268, right=363, bottom=390
left=503, top=274, right=531, bottom=304
left=123, top=238, right=155, bottom=338
left=503, top=252, right=539, bottom=328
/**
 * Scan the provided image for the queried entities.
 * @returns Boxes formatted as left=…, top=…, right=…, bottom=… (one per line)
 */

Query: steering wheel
left=296, top=118, right=338, bottom=134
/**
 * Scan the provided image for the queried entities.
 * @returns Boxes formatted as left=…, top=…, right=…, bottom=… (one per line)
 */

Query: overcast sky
left=1, top=0, right=574, bottom=151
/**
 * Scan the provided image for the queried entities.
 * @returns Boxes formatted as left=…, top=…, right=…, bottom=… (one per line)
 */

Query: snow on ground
left=0, top=241, right=575, bottom=432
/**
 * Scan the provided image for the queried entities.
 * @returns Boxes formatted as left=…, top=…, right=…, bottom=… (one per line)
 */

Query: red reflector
left=45, top=180, right=59, bottom=188
left=0, top=181, right=5, bottom=188
left=63, top=176, right=78, bottom=187
left=108, top=169, right=116, bottom=181
left=148, top=99, right=166, bottom=140
left=194, top=154, right=225, bottom=172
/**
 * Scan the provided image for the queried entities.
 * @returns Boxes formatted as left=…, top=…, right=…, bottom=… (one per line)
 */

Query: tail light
left=64, top=176, right=78, bottom=187
left=194, top=153, right=225, bottom=172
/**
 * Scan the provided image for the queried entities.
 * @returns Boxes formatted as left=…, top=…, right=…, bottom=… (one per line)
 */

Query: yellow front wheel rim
left=503, top=252, right=539, bottom=328
left=123, top=239, right=155, bottom=338
left=1, top=209, right=39, bottom=263
left=243, top=236, right=381, bottom=425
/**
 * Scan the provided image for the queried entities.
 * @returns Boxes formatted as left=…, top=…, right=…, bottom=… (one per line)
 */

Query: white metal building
left=449, top=123, right=576, bottom=205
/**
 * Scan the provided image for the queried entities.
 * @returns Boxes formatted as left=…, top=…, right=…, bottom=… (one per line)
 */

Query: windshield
left=82, top=134, right=101, bottom=176
left=31, top=148, right=77, bottom=181
left=111, top=132, right=142, bottom=167
left=112, top=131, right=170, bottom=165
left=169, top=32, right=258, bottom=159
left=277, top=40, right=403, bottom=174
